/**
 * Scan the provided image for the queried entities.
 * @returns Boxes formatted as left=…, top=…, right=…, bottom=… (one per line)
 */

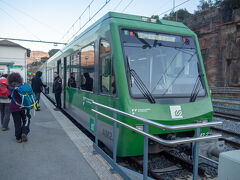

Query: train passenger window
left=99, top=39, right=115, bottom=95
left=69, top=53, right=80, bottom=88
left=80, top=43, right=95, bottom=92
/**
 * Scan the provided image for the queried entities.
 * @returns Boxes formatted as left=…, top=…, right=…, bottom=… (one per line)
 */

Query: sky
left=0, top=0, right=200, bottom=53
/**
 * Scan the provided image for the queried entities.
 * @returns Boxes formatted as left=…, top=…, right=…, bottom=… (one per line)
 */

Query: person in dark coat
left=8, top=72, right=30, bottom=143
left=53, top=72, right=62, bottom=111
left=31, top=71, right=46, bottom=111
left=81, top=72, right=93, bottom=91
left=68, top=72, right=76, bottom=88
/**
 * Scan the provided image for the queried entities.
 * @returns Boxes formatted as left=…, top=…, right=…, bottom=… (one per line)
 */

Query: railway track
left=219, top=138, right=240, bottom=149
left=211, top=126, right=240, bottom=139
left=214, top=112, right=240, bottom=122
left=211, top=127, right=240, bottom=149
left=121, top=150, right=220, bottom=180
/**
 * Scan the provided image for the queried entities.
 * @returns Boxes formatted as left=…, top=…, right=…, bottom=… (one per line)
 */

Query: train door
left=99, top=39, right=116, bottom=96
left=57, top=60, right=61, bottom=76
left=63, top=57, right=67, bottom=108
left=57, top=59, right=63, bottom=106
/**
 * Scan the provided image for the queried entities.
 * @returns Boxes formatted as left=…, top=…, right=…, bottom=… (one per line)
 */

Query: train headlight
left=136, top=125, right=144, bottom=131
left=141, top=17, right=148, bottom=22
left=150, top=18, right=157, bottom=23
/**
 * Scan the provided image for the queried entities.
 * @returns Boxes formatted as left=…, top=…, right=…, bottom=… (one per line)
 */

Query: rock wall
left=185, top=8, right=240, bottom=87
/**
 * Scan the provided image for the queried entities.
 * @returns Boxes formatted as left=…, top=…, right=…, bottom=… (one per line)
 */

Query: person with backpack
left=53, top=72, right=62, bottom=111
left=0, top=74, right=11, bottom=131
left=8, top=72, right=36, bottom=143
left=31, top=71, right=46, bottom=111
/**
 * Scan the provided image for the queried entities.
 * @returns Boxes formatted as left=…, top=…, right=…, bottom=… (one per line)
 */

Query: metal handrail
left=92, top=109, right=221, bottom=145
left=86, top=98, right=222, bottom=180
left=92, top=101, right=222, bottom=131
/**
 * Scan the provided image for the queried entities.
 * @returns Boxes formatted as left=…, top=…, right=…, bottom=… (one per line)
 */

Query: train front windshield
left=120, top=29, right=206, bottom=100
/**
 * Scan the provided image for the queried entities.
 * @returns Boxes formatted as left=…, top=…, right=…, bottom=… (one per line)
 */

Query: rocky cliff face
left=184, top=8, right=240, bottom=87
left=27, top=51, right=49, bottom=64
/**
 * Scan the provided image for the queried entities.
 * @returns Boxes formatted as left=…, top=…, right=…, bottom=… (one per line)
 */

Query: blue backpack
left=11, top=83, right=38, bottom=110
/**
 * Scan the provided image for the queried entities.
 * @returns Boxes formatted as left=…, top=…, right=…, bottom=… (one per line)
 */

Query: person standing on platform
left=0, top=74, right=10, bottom=131
left=53, top=72, right=62, bottom=111
left=7, top=72, right=30, bottom=143
left=31, top=71, right=46, bottom=111
left=68, top=72, right=76, bottom=88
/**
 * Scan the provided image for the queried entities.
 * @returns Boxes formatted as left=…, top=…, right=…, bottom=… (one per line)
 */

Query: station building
left=0, top=40, right=30, bottom=82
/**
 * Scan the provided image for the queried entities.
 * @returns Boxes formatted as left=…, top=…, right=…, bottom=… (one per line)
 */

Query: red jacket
left=0, top=78, right=8, bottom=97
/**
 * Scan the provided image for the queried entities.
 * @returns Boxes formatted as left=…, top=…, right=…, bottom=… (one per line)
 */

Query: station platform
left=0, top=95, right=122, bottom=180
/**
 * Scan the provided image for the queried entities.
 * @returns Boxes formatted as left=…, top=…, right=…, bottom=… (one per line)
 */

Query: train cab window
left=80, top=43, right=95, bottom=92
left=69, top=53, right=80, bottom=88
left=99, top=39, right=115, bottom=95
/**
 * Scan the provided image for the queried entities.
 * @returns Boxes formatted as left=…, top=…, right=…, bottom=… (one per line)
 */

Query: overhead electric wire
left=60, top=0, right=95, bottom=41
left=0, top=7, right=41, bottom=41
left=0, top=0, right=62, bottom=36
left=159, top=0, right=191, bottom=17
left=121, top=0, right=134, bottom=12
left=152, top=0, right=172, bottom=15
left=112, top=0, right=125, bottom=12
left=66, top=0, right=112, bottom=43
left=0, top=37, right=66, bottom=45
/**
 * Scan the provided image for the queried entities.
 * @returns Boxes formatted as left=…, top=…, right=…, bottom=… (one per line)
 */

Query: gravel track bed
left=212, top=117, right=240, bottom=137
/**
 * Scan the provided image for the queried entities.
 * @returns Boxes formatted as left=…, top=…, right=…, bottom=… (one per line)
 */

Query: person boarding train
left=53, top=72, right=62, bottom=111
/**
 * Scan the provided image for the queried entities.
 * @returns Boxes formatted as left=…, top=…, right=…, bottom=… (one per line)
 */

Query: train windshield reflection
left=121, top=29, right=206, bottom=98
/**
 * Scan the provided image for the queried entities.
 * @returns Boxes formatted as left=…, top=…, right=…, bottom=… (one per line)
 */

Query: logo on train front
left=170, top=105, right=183, bottom=119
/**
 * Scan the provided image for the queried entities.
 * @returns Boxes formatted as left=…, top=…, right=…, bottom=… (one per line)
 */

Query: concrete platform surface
left=0, top=94, right=122, bottom=180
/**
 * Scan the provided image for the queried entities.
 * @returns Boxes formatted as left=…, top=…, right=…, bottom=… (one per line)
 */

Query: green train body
left=39, top=12, right=213, bottom=157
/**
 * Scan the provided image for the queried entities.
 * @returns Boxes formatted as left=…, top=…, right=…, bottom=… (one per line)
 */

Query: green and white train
left=39, top=12, right=213, bottom=157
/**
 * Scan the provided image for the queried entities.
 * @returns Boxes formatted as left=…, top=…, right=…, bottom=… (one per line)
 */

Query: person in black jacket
left=31, top=71, right=46, bottom=111
left=68, top=72, right=76, bottom=88
left=53, top=72, right=62, bottom=111
left=81, top=72, right=93, bottom=91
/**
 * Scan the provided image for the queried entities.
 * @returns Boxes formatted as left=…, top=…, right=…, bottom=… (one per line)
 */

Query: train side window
left=80, top=43, right=95, bottom=92
left=69, top=53, right=80, bottom=88
left=99, top=39, right=115, bottom=95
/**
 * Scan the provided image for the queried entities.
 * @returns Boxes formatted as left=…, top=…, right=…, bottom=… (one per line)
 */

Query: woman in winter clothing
left=8, top=72, right=30, bottom=143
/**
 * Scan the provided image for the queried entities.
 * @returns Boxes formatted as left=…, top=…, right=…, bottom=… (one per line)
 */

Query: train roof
left=48, top=12, right=190, bottom=63
left=106, top=12, right=188, bottom=28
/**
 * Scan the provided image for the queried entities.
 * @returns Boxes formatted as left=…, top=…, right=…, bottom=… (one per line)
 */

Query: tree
left=162, top=8, right=192, bottom=22
left=48, top=49, right=59, bottom=57
left=41, top=57, right=48, bottom=63
left=197, top=0, right=211, bottom=11
left=220, top=0, right=240, bottom=10
left=151, top=15, right=159, bottom=19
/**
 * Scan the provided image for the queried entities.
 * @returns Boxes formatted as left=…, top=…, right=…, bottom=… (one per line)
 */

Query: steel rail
left=92, top=109, right=222, bottom=146
left=92, top=101, right=222, bottom=130
left=213, top=99, right=240, bottom=105
left=199, top=154, right=218, bottom=165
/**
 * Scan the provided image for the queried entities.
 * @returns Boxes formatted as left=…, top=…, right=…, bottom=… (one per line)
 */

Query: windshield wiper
left=134, top=31, right=152, bottom=49
left=189, top=74, right=204, bottom=102
left=130, top=69, right=156, bottom=104
left=126, top=56, right=155, bottom=104
left=189, top=62, right=204, bottom=102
